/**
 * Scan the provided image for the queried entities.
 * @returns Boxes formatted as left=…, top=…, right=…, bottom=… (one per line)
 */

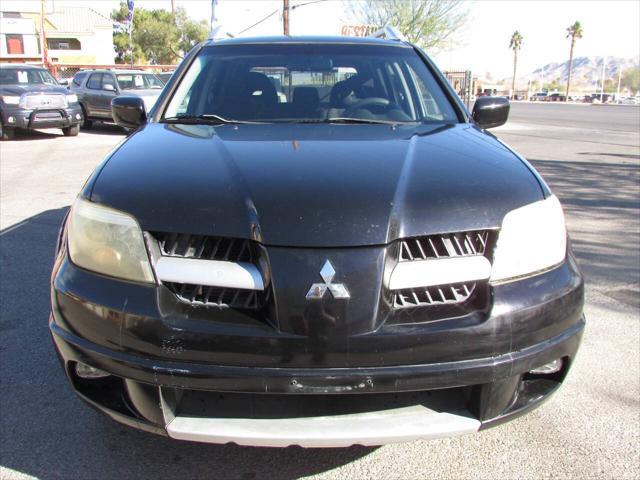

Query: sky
left=7, top=0, right=640, bottom=78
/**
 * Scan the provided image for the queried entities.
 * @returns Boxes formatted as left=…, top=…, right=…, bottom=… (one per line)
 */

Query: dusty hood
left=89, top=122, right=544, bottom=247
left=0, top=84, right=68, bottom=96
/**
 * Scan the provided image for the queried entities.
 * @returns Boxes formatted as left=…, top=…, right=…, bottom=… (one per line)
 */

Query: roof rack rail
left=370, top=26, right=407, bottom=42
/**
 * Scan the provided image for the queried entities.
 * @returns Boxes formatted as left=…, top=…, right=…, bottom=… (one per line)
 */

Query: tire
left=62, top=124, right=80, bottom=137
left=80, top=104, right=92, bottom=129
left=0, top=123, right=15, bottom=141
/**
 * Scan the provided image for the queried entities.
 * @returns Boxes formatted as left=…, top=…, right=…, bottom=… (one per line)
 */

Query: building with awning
left=1, top=5, right=114, bottom=65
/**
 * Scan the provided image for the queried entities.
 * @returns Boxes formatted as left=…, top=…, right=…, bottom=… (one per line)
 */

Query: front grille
left=393, top=283, right=476, bottom=308
left=33, top=111, right=63, bottom=121
left=398, top=230, right=491, bottom=261
left=391, top=230, right=495, bottom=315
left=165, top=282, right=265, bottom=309
left=153, top=232, right=253, bottom=262
left=151, top=232, right=264, bottom=310
left=24, top=94, right=66, bottom=109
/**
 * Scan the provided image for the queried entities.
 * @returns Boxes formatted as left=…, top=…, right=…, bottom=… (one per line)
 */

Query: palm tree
left=509, top=31, right=523, bottom=100
left=565, top=21, right=583, bottom=100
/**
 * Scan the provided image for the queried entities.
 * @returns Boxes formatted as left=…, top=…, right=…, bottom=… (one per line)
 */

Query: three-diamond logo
left=305, top=260, right=350, bottom=300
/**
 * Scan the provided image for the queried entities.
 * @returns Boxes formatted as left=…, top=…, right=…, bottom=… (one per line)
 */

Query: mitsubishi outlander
left=50, top=35, right=584, bottom=447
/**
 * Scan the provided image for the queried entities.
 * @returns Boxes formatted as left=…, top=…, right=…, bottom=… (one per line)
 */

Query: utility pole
left=283, top=0, right=290, bottom=35
left=599, top=56, right=606, bottom=102
left=210, top=0, right=217, bottom=35
left=39, top=0, right=46, bottom=66
left=171, top=0, right=175, bottom=15
left=616, top=64, right=622, bottom=103
left=129, top=24, right=133, bottom=67
left=127, top=0, right=135, bottom=67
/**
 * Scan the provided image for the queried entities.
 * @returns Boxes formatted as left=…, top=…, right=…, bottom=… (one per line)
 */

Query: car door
left=84, top=73, right=103, bottom=117
left=99, top=73, right=118, bottom=118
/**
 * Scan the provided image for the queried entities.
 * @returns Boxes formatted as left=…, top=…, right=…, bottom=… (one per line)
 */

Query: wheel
left=0, top=123, right=15, bottom=141
left=80, top=104, right=92, bottom=129
left=62, top=124, right=80, bottom=136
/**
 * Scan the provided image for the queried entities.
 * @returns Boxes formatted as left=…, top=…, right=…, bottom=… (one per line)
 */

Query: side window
left=72, top=72, right=86, bottom=87
left=86, top=73, right=102, bottom=90
left=408, top=65, right=445, bottom=121
left=382, top=62, right=414, bottom=118
left=101, top=74, right=117, bottom=91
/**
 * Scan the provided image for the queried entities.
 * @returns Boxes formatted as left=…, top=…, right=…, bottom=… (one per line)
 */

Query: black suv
left=50, top=35, right=584, bottom=447
left=0, top=64, right=82, bottom=140
left=70, top=69, right=163, bottom=128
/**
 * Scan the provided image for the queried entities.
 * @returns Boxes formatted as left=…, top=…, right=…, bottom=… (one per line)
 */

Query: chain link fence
left=49, top=64, right=176, bottom=82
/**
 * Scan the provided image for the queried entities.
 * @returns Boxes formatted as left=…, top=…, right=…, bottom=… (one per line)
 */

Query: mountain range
left=520, top=56, right=639, bottom=86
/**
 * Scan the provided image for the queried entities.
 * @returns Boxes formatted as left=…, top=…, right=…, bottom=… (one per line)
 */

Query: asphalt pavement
left=0, top=103, right=639, bottom=479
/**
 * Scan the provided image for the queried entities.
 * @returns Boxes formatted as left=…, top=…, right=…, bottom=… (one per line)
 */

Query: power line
left=291, top=0, right=328, bottom=10
left=236, top=8, right=280, bottom=35
left=236, top=0, right=329, bottom=35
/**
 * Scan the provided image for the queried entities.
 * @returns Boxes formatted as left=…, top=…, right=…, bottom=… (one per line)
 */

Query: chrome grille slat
left=398, top=230, right=491, bottom=262
left=165, top=282, right=261, bottom=309
left=393, top=283, right=477, bottom=309
left=153, top=232, right=253, bottom=262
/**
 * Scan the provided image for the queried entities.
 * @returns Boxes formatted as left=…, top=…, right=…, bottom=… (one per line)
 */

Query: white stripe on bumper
left=164, top=405, right=480, bottom=448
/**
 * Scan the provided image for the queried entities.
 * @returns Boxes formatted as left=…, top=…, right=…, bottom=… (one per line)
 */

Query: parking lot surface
left=1, top=103, right=639, bottom=479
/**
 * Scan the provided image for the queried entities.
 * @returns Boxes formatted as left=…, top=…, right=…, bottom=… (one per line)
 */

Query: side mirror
left=103, top=83, right=116, bottom=92
left=472, top=96, right=510, bottom=129
left=111, top=96, right=146, bottom=129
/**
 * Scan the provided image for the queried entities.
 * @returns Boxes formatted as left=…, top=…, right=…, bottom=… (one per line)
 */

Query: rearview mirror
left=472, top=96, right=510, bottom=129
left=111, top=96, right=146, bottom=129
left=103, top=83, right=116, bottom=92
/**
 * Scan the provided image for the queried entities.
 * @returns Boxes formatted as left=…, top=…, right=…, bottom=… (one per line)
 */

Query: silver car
left=70, top=69, right=163, bottom=128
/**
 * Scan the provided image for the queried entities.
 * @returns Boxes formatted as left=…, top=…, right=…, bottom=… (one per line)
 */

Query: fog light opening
left=75, top=362, right=110, bottom=379
left=75, top=113, right=82, bottom=120
left=529, top=358, right=563, bottom=375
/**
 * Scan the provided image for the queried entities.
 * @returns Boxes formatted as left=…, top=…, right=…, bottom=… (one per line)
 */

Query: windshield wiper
left=326, top=117, right=412, bottom=125
left=160, top=114, right=259, bottom=125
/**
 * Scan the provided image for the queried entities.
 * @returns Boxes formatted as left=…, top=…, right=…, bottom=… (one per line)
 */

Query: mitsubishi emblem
left=305, top=260, right=350, bottom=300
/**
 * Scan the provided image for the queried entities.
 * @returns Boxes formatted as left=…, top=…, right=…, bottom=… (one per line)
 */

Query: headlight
left=67, top=198, right=155, bottom=283
left=66, top=94, right=78, bottom=104
left=1, top=95, right=21, bottom=105
left=491, top=195, right=567, bottom=282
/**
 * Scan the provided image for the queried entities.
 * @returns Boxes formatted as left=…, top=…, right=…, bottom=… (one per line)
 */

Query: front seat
left=292, top=87, right=321, bottom=118
left=244, top=72, right=279, bottom=119
left=217, top=71, right=279, bottom=120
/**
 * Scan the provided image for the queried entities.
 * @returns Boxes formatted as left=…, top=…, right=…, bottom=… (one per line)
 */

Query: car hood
left=0, top=84, right=68, bottom=95
left=90, top=122, right=544, bottom=247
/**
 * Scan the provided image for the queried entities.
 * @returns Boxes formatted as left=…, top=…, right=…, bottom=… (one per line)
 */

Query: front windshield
left=164, top=44, right=458, bottom=123
left=0, top=68, right=58, bottom=86
left=116, top=73, right=163, bottom=90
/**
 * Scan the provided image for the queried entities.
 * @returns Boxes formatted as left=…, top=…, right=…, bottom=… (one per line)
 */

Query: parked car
left=70, top=69, right=163, bottom=128
left=156, top=71, right=174, bottom=84
left=50, top=35, right=584, bottom=447
left=620, top=96, right=639, bottom=105
left=590, top=93, right=613, bottom=104
left=0, top=64, right=82, bottom=140
left=547, top=93, right=566, bottom=102
left=529, top=91, right=548, bottom=101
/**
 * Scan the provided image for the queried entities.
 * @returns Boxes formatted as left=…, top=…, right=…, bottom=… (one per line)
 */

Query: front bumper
left=50, top=245, right=584, bottom=446
left=2, top=104, right=82, bottom=130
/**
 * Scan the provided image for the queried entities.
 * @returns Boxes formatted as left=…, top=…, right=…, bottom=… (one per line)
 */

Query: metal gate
left=443, top=70, right=473, bottom=108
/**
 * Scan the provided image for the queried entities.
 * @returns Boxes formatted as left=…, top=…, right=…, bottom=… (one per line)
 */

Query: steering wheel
left=343, top=97, right=391, bottom=116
